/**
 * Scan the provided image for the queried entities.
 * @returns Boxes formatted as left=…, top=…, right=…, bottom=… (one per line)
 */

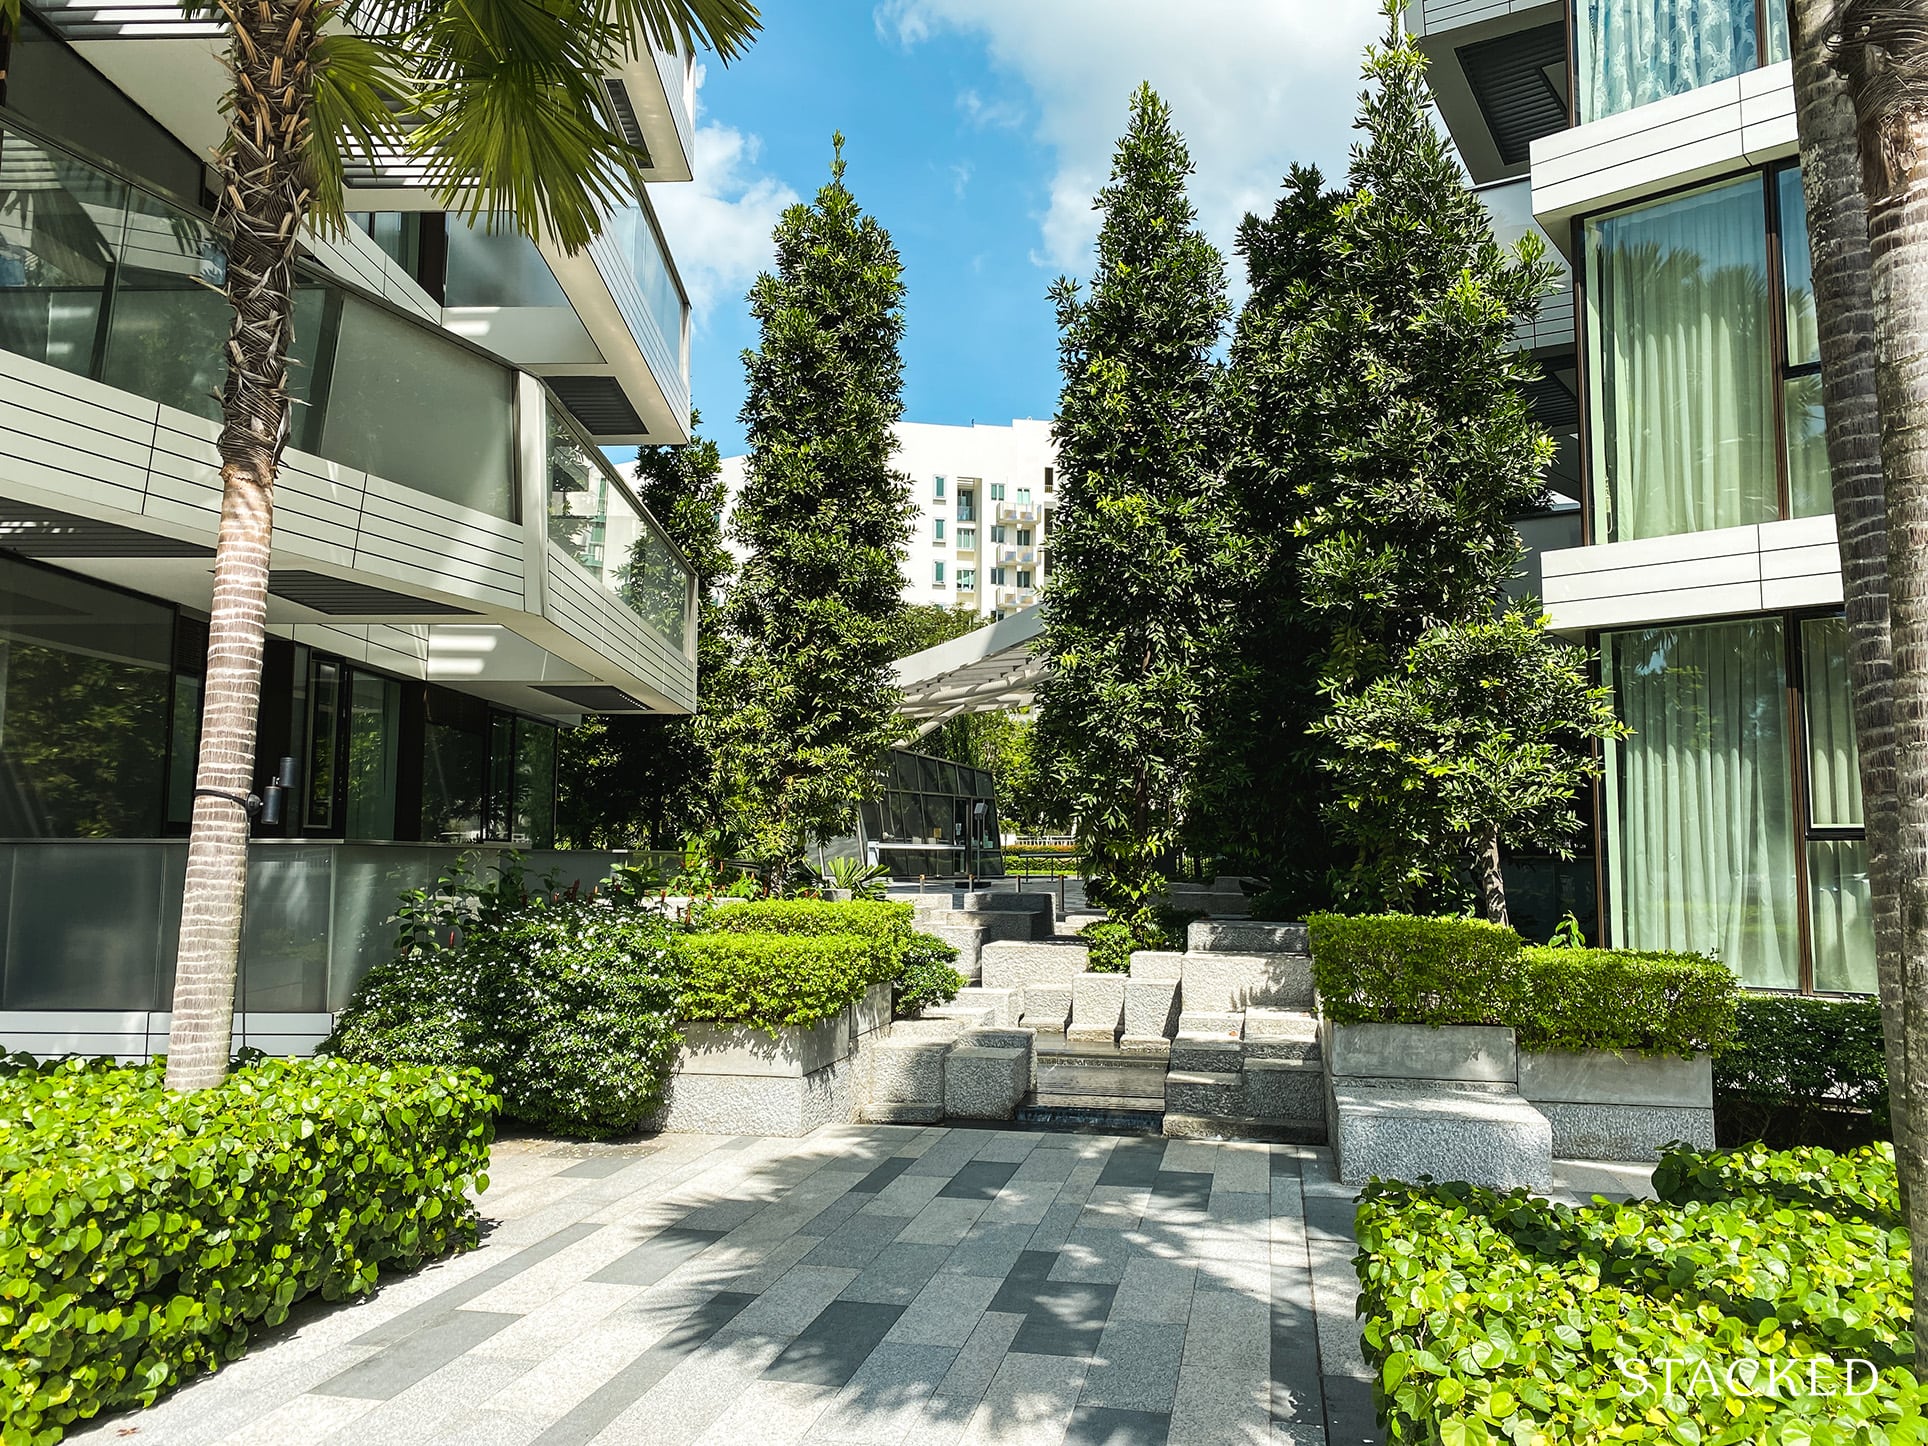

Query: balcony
left=0, top=114, right=695, bottom=717
left=1408, top=0, right=1567, bottom=185
left=996, top=501, right=1041, bottom=524
left=997, top=588, right=1039, bottom=610
left=997, top=546, right=1039, bottom=567
left=1476, top=177, right=1572, bottom=352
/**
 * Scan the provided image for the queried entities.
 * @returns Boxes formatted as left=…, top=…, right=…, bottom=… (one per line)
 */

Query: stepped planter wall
left=651, top=982, right=893, bottom=1137
left=1517, top=1048, right=1715, bottom=1160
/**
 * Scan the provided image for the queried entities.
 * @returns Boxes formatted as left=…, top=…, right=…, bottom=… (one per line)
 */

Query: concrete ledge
left=1176, top=1012, right=1242, bottom=1039
left=923, top=1002, right=995, bottom=1029
left=1180, top=951, right=1314, bottom=1011
left=860, top=1102, right=943, bottom=1124
left=1519, top=1049, right=1713, bottom=1108
left=945, top=1045, right=1029, bottom=1120
left=1332, top=1085, right=1552, bottom=1189
left=1017, top=984, right=1072, bottom=1032
left=1121, top=977, right=1179, bottom=1042
left=856, top=982, right=893, bottom=1038
left=1163, top=1112, right=1327, bottom=1144
left=980, top=940, right=1091, bottom=992
left=1119, top=1035, right=1172, bottom=1057
left=871, top=1037, right=949, bottom=1110
left=923, top=921, right=990, bottom=979
left=1127, top=950, right=1186, bottom=982
left=1166, top=1070, right=1244, bottom=1117
left=654, top=1056, right=858, bottom=1136
left=676, top=1014, right=850, bottom=1079
left=1326, top=1021, right=1518, bottom=1085
left=1244, top=1058, right=1325, bottom=1122
left=1067, top=969, right=1126, bottom=1044
left=952, top=986, right=1017, bottom=1026
left=1169, top=1037, right=1241, bottom=1072
left=1188, top=920, right=1308, bottom=954
left=956, top=891, right=1056, bottom=928
left=1537, top=1101, right=1715, bottom=1163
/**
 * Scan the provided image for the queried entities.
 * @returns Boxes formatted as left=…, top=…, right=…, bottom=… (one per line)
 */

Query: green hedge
left=676, top=933, right=899, bottom=1032
left=1308, top=913, right=1737, bottom=1057
left=1355, top=1150, right=1917, bottom=1444
left=1308, top=913, right=1529, bottom=1028
left=1654, top=1140, right=1901, bottom=1228
left=700, top=898, right=913, bottom=946
left=1, top=1056, right=492, bottom=1445
left=894, top=932, right=964, bottom=1017
left=1716, top=994, right=1890, bottom=1143
left=1517, top=946, right=1738, bottom=1056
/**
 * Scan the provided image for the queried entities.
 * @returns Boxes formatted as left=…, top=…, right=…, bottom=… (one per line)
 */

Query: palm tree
left=1796, top=0, right=1928, bottom=1342
left=153, top=0, right=760, bottom=1092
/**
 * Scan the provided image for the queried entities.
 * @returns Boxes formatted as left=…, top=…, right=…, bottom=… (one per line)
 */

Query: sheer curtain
left=1802, top=617, right=1876, bottom=992
left=1587, top=177, right=1776, bottom=542
left=1578, top=0, right=1758, bottom=122
left=1604, top=619, right=1799, bottom=988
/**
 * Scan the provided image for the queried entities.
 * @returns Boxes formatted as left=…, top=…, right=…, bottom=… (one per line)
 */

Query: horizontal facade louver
left=268, top=570, right=477, bottom=616
left=1458, top=23, right=1569, bottom=167
left=536, top=683, right=652, bottom=712
left=0, top=502, right=212, bottom=557
left=547, top=376, right=648, bottom=436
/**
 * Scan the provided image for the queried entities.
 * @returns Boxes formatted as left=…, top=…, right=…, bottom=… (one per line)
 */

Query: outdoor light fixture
left=259, top=756, right=297, bottom=828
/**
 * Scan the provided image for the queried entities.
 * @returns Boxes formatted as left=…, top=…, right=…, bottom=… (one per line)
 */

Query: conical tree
left=719, top=136, right=912, bottom=882
left=151, top=0, right=760, bottom=1091
left=558, top=416, right=732, bottom=850
left=1032, top=83, right=1231, bottom=930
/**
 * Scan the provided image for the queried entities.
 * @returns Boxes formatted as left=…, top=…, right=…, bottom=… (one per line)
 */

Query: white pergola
left=894, top=606, right=1045, bottom=740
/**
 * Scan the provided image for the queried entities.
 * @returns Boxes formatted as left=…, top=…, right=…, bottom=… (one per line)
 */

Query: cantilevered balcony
left=1409, top=0, right=1568, bottom=185
left=0, top=114, right=695, bottom=718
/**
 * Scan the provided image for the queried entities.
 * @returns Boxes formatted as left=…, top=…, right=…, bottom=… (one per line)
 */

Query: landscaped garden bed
left=0, top=1055, right=494, bottom=1445
left=1354, top=1141, right=1917, bottom=1444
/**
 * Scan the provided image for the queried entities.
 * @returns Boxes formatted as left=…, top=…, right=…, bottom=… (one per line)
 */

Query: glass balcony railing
left=599, top=200, right=688, bottom=404
left=545, top=397, right=692, bottom=655
left=0, top=114, right=518, bottom=519
left=1576, top=0, right=1788, bottom=124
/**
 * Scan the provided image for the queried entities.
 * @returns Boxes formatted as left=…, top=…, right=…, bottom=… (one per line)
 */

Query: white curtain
left=1586, top=177, right=1777, bottom=543
left=1605, top=619, right=1800, bottom=988
left=1801, top=618, right=1875, bottom=993
left=1578, top=0, right=1758, bottom=122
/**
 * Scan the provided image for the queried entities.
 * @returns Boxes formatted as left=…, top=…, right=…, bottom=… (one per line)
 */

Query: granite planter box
left=653, top=983, right=891, bottom=1137
left=1518, top=1048, right=1716, bottom=1161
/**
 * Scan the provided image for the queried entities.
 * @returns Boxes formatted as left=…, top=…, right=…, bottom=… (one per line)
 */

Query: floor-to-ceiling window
left=1601, top=611, right=1873, bottom=993
left=1585, top=166, right=1819, bottom=544
left=1576, top=0, right=1788, bottom=124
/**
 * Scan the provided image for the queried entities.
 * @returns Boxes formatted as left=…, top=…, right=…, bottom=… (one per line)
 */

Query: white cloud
left=956, top=87, right=1025, bottom=131
left=876, top=0, right=1384, bottom=274
left=951, top=159, right=975, bottom=198
left=648, top=67, right=800, bottom=324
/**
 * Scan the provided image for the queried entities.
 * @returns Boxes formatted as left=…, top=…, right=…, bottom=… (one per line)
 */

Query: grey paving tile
left=840, top=1242, right=952, bottom=1305
left=809, top=1341, right=959, bottom=1442
left=679, top=1198, right=771, bottom=1233
left=1096, top=1140, right=1167, bottom=1189
left=1211, top=1144, right=1273, bottom=1196
left=591, top=1225, right=726, bottom=1287
left=528, top=1290, right=756, bottom=1446
left=354, top=1223, right=602, bottom=1347
left=1077, top=1185, right=1150, bottom=1231
left=323, top=1356, right=539, bottom=1444
left=959, top=1351, right=1089, bottom=1444
left=938, top=1160, right=1020, bottom=1200
left=1167, top=1288, right=1269, bottom=1446
left=1302, top=1195, right=1368, bottom=1381
left=559, top=1157, right=637, bottom=1180
left=691, top=1379, right=839, bottom=1445
left=1049, top=1228, right=1137, bottom=1284
left=799, top=1192, right=870, bottom=1237
left=1321, top=1373, right=1379, bottom=1446
left=862, top=1171, right=951, bottom=1219
left=899, top=1196, right=992, bottom=1248
left=1065, top=1405, right=1172, bottom=1445
left=1007, top=1282, right=1117, bottom=1358
left=1011, top=1146, right=1078, bottom=1183
left=765, top=1300, right=907, bottom=1387
left=985, top=1249, right=1061, bottom=1312
left=885, top=1272, right=1003, bottom=1347
left=850, top=1155, right=916, bottom=1194
left=1110, top=1257, right=1197, bottom=1325
left=903, top=1392, right=977, bottom=1445
left=317, top=1310, right=518, bottom=1399
left=905, top=1133, right=990, bottom=1178
left=1080, top=1321, right=1184, bottom=1412
left=714, top=1263, right=860, bottom=1342
left=936, top=1311, right=1025, bottom=1400
left=1026, top=1199, right=1085, bottom=1252
left=970, top=1132, right=1041, bottom=1164
left=942, top=1221, right=1038, bottom=1280
left=800, top=1211, right=913, bottom=1270
left=1149, top=1171, right=1213, bottom=1214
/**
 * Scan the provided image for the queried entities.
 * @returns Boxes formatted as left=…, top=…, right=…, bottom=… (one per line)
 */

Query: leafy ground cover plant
left=0, top=1056, right=493, bottom=1444
left=893, top=932, right=965, bottom=1017
left=1654, top=1140, right=1901, bottom=1227
left=1355, top=1147, right=1917, bottom=1444
left=326, top=855, right=680, bottom=1138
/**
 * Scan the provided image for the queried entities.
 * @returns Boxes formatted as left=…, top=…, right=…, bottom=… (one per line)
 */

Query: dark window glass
left=486, top=713, right=516, bottom=840
left=305, top=659, right=341, bottom=829
left=346, top=673, right=401, bottom=840
left=166, top=673, right=203, bottom=828
left=422, top=718, right=485, bottom=843
left=515, top=722, right=557, bottom=848
left=0, top=558, right=170, bottom=836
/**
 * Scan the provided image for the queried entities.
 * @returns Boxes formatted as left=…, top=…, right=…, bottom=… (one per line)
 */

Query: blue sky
left=647, top=1, right=1384, bottom=460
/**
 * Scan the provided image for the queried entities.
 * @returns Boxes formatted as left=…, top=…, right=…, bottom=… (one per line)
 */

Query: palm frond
left=305, top=31, right=413, bottom=232
left=603, top=0, right=760, bottom=63
left=0, top=0, right=20, bottom=35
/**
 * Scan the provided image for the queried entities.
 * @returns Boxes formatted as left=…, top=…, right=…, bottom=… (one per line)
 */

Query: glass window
left=166, top=674, right=203, bottom=829
left=0, top=558, right=171, bottom=837
left=1802, top=616, right=1862, bottom=829
left=1809, top=838, right=1874, bottom=993
left=345, top=672, right=401, bottom=840
left=991, top=525, right=1007, bottom=544
left=934, top=561, right=946, bottom=586
left=1602, top=617, right=1800, bottom=988
left=958, top=492, right=976, bottom=523
left=1044, top=466, right=1055, bottom=492
left=991, top=567, right=1006, bottom=585
left=305, top=658, right=342, bottom=829
left=1017, top=528, right=1032, bottom=546
left=1779, top=170, right=1819, bottom=368
left=1778, top=169, right=1832, bottom=520
left=515, top=722, right=557, bottom=848
left=605, top=202, right=687, bottom=374
left=959, top=527, right=976, bottom=550
left=422, top=717, right=484, bottom=843
left=991, top=483, right=1005, bottom=501
left=486, top=713, right=516, bottom=841
left=1577, top=0, right=1776, bottom=124
left=1586, top=176, right=1776, bottom=542
left=1018, top=569, right=1033, bottom=588
left=959, top=568, right=976, bottom=589
left=321, top=294, right=516, bottom=518
left=1017, top=488, right=1031, bottom=504
left=0, top=125, right=125, bottom=379
left=934, top=476, right=946, bottom=499
left=934, top=519, right=946, bottom=542
left=443, top=219, right=568, bottom=307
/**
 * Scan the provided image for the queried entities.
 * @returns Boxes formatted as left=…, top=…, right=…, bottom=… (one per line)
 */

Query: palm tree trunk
left=1789, top=0, right=1915, bottom=1181
left=1474, top=828, right=1507, bottom=927
left=165, top=0, right=319, bottom=1091
left=1827, top=0, right=1928, bottom=1345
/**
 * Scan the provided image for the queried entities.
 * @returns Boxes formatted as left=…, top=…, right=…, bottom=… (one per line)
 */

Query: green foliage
left=893, top=604, right=985, bottom=657
left=1517, top=946, right=1738, bottom=1056
left=1246, top=886, right=1297, bottom=921
left=714, top=137, right=911, bottom=879
left=1079, top=920, right=1134, bottom=974
left=701, top=898, right=913, bottom=948
left=1313, top=611, right=1628, bottom=916
left=1308, top=912, right=1529, bottom=1027
left=1203, top=12, right=1559, bottom=906
left=1354, top=1168, right=1917, bottom=1445
left=558, top=416, right=733, bottom=851
left=1715, top=994, right=1891, bottom=1141
left=675, top=933, right=898, bottom=1033
left=1308, top=913, right=1738, bottom=1056
left=919, top=711, right=1059, bottom=838
left=811, top=858, right=892, bottom=900
left=1546, top=911, right=1587, bottom=948
left=1032, top=84, right=1232, bottom=927
left=325, top=855, right=681, bottom=1138
left=893, top=933, right=964, bottom=1017
left=1654, top=1141, right=1901, bottom=1229
left=0, top=1056, right=492, bottom=1444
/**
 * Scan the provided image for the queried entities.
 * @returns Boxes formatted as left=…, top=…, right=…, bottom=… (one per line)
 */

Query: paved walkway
left=69, top=1126, right=1381, bottom=1446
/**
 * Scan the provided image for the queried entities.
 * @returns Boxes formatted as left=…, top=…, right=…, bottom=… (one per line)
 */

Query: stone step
left=955, top=890, right=1056, bottom=930
left=1162, top=1112, right=1328, bottom=1144
left=917, top=908, right=1035, bottom=947
left=1067, top=971, right=1126, bottom=1044
left=980, top=940, right=1091, bottom=993
left=1016, top=984, right=1072, bottom=1032
left=1029, top=1090, right=1169, bottom=1113
left=1243, top=1058, right=1324, bottom=1122
left=1164, top=1069, right=1244, bottom=1117
left=1034, top=1051, right=1168, bottom=1102
left=1332, top=1085, right=1552, bottom=1190
left=1187, top=920, right=1308, bottom=955
left=1169, top=1037, right=1243, bottom=1073
left=923, top=1002, right=994, bottom=1028
left=1176, top=1011, right=1243, bottom=1039
left=1179, top=951, right=1314, bottom=1013
left=1241, top=1008, right=1321, bottom=1067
